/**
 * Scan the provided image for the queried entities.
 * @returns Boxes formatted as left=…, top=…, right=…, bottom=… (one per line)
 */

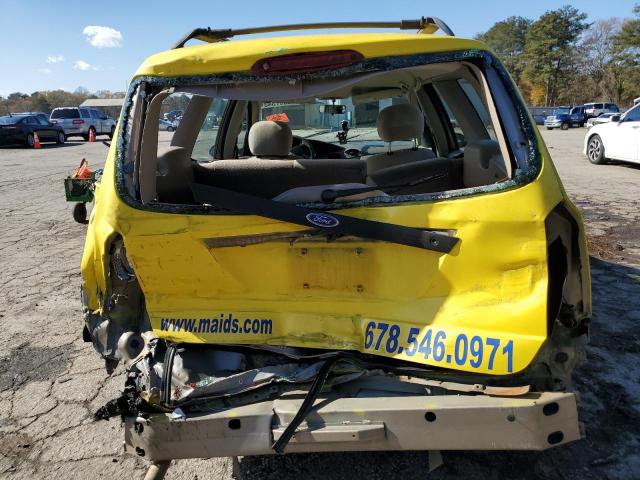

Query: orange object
left=33, top=131, right=41, bottom=149
left=266, top=112, right=289, bottom=122
left=73, top=158, right=91, bottom=179
left=89, top=128, right=96, bottom=142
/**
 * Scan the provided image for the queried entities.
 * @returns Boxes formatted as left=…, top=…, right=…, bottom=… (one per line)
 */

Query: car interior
left=129, top=62, right=518, bottom=206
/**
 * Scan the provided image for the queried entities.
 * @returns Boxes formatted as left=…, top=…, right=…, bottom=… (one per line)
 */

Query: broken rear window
left=118, top=53, right=534, bottom=210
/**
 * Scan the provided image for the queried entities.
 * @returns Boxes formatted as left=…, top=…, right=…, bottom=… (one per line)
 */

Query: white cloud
left=38, top=68, right=52, bottom=74
left=73, top=60, right=98, bottom=71
left=46, top=55, right=64, bottom=64
left=82, top=25, right=122, bottom=48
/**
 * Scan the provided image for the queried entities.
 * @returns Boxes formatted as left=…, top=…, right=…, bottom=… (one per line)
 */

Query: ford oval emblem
left=306, top=212, right=340, bottom=228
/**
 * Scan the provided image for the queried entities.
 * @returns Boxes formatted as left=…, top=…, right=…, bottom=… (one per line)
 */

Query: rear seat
left=193, top=120, right=365, bottom=198
left=193, top=157, right=365, bottom=199
left=159, top=118, right=506, bottom=204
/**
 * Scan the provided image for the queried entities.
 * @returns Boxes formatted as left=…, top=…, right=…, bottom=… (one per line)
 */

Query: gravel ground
left=1, top=128, right=639, bottom=479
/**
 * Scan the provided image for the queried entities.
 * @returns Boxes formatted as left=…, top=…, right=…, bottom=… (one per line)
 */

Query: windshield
left=256, top=98, right=414, bottom=155
left=553, top=108, right=570, bottom=115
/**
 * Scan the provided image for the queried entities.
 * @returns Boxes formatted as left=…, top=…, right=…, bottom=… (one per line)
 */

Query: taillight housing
left=72, top=119, right=85, bottom=125
left=251, top=50, right=364, bottom=76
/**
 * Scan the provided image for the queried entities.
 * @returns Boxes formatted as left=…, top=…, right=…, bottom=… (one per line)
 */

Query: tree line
left=0, top=88, right=125, bottom=116
left=476, top=4, right=640, bottom=107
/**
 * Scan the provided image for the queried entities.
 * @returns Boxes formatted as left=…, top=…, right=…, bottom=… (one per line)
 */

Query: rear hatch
left=120, top=172, right=563, bottom=377
left=98, top=36, right=567, bottom=378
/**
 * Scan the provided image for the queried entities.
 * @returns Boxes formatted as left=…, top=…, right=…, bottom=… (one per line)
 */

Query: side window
left=194, top=97, right=228, bottom=161
left=434, top=79, right=498, bottom=150
left=458, top=79, right=497, bottom=141
left=595, top=103, right=604, bottom=109
left=26, top=116, right=38, bottom=125
left=236, top=104, right=250, bottom=157
left=156, top=92, right=229, bottom=162
left=36, top=116, right=50, bottom=125
left=79, top=108, right=91, bottom=119
left=90, top=110, right=100, bottom=119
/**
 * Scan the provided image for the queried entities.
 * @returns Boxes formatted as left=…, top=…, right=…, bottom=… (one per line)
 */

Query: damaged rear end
left=80, top=20, right=591, bottom=464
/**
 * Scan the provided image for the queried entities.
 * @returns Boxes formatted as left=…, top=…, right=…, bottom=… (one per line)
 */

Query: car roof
left=134, top=33, right=485, bottom=78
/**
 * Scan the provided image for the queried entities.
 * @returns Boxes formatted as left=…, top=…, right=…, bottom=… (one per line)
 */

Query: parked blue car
left=544, top=106, right=587, bottom=130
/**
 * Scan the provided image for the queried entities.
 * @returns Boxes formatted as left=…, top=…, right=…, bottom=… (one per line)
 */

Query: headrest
left=377, top=104, right=424, bottom=142
left=248, top=121, right=292, bottom=157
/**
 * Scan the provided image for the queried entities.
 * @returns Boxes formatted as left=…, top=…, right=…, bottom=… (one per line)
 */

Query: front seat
left=365, top=103, right=436, bottom=177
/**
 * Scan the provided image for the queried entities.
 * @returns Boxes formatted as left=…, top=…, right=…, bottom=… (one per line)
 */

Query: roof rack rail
left=173, top=17, right=455, bottom=49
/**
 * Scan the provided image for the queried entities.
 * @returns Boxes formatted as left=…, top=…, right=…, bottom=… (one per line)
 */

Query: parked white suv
left=583, top=102, right=619, bottom=119
left=50, top=107, right=116, bottom=141
left=584, top=103, right=640, bottom=165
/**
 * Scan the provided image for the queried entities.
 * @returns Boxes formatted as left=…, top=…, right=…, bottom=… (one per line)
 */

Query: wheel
left=56, top=131, right=66, bottom=144
left=25, top=133, right=35, bottom=148
left=561, top=122, right=569, bottom=130
left=109, top=126, right=115, bottom=139
left=167, top=126, right=175, bottom=132
left=72, top=203, right=88, bottom=224
left=546, top=127, right=553, bottom=130
left=587, top=135, right=606, bottom=165
left=579, top=122, right=585, bottom=128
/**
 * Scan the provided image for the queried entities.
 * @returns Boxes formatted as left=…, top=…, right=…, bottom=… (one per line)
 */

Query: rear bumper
left=124, top=391, right=581, bottom=460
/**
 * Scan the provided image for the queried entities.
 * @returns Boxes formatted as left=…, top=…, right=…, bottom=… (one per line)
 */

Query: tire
left=25, top=133, right=35, bottom=148
left=109, top=126, right=115, bottom=139
left=587, top=135, right=606, bottom=164
left=56, top=131, right=65, bottom=144
left=167, top=126, right=175, bottom=132
left=561, top=122, right=569, bottom=130
left=73, top=203, right=88, bottom=224
left=546, top=127, right=553, bottom=130
left=579, top=122, right=585, bottom=128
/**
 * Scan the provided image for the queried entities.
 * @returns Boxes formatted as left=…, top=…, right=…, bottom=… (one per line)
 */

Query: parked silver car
left=50, top=107, right=116, bottom=140
left=583, top=102, right=619, bottom=119
left=586, top=112, right=618, bottom=128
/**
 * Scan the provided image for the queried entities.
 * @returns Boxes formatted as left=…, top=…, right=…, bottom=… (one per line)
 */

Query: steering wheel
left=291, top=136, right=316, bottom=159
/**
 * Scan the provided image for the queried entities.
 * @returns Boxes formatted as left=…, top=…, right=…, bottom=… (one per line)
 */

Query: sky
left=0, top=0, right=637, bottom=97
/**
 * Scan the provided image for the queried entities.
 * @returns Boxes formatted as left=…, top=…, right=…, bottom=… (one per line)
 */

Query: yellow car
left=81, top=18, right=590, bottom=476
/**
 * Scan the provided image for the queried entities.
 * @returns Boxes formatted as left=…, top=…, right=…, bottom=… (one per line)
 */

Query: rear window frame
left=114, top=49, right=541, bottom=215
